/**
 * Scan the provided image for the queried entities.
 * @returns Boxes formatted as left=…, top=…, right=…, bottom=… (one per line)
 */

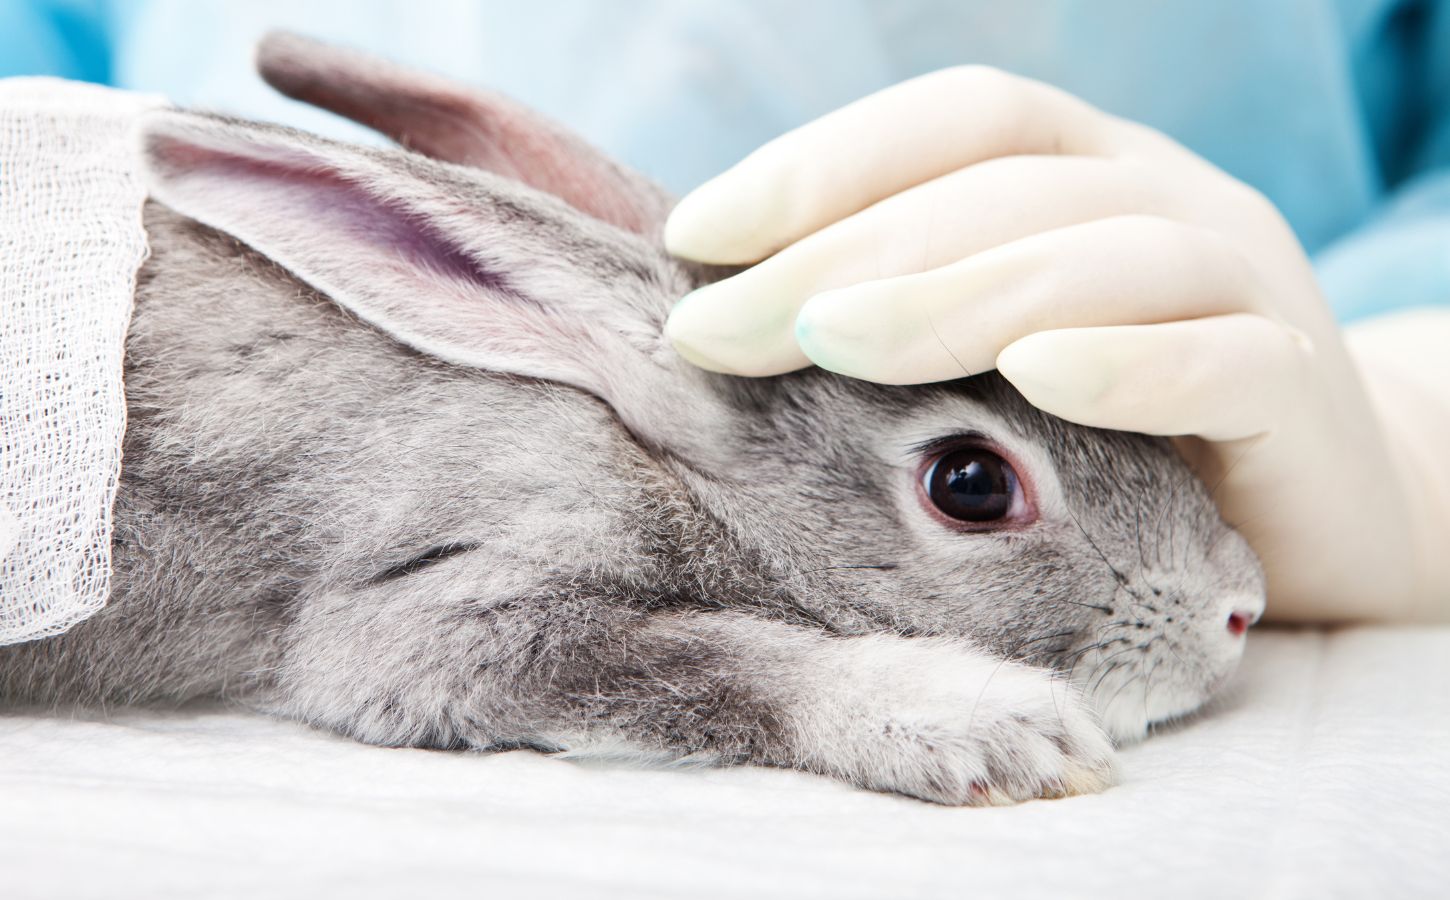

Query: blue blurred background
left=5, top=0, right=1450, bottom=321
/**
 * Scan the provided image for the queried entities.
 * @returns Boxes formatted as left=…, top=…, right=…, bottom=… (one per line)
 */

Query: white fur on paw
left=791, top=636, right=1117, bottom=805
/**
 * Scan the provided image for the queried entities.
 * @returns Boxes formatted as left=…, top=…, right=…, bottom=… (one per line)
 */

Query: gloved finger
left=795, top=215, right=1262, bottom=383
left=995, top=314, right=1313, bottom=441
left=664, top=65, right=1161, bottom=265
left=667, top=156, right=1176, bottom=376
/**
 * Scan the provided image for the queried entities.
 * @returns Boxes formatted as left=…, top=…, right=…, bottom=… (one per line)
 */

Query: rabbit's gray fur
left=0, top=41, right=1263, bottom=805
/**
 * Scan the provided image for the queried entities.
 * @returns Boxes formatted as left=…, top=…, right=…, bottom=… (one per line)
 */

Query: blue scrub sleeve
left=1316, top=0, right=1450, bottom=321
left=0, top=0, right=114, bottom=83
left=1317, top=171, right=1450, bottom=321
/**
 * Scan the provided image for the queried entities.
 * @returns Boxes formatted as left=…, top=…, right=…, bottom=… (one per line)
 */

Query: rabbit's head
left=136, top=33, right=1263, bottom=742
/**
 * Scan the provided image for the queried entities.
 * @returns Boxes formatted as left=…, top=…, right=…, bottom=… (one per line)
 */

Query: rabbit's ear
left=137, top=110, right=683, bottom=418
left=254, top=31, right=672, bottom=237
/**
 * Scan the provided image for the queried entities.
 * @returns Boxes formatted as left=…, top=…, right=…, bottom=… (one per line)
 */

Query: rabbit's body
left=0, top=35, right=1265, bottom=804
left=5, top=201, right=664, bottom=712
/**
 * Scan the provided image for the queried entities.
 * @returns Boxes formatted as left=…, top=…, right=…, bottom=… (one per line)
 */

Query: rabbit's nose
left=1226, top=610, right=1254, bottom=637
left=1216, top=589, right=1265, bottom=639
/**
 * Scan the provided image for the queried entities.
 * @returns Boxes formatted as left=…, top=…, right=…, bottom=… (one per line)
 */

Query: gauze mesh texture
left=0, top=79, right=162, bottom=646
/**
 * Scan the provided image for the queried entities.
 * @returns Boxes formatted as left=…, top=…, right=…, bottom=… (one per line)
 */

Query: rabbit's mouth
left=1052, top=593, right=1259, bottom=743
left=1075, top=655, right=1242, bottom=743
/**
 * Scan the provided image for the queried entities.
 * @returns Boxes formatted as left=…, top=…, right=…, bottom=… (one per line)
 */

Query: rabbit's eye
left=922, top=447, right=1020, bottom=523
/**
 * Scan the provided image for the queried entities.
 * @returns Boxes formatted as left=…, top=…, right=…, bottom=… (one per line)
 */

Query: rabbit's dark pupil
left=927, top=448, right=1016, bottom=522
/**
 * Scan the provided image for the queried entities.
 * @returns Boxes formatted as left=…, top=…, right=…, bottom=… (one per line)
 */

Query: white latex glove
left=663, top=67, right=1450, bottom=623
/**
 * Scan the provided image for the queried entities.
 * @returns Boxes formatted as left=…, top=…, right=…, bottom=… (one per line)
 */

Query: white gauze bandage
left=0, top=79, right=163, bottom=646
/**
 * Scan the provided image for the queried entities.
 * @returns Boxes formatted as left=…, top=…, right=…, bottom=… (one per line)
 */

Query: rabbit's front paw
left=792, top=640, right=1117, bottom=805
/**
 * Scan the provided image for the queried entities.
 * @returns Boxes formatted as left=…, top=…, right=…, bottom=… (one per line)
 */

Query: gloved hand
left=663, top=66, right=1450, bottom=623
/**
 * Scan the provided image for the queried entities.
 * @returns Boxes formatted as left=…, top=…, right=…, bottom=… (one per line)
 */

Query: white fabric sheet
left=0, top=78, right=162, bottom=645
left=1, top=626, right=1446, bottom=899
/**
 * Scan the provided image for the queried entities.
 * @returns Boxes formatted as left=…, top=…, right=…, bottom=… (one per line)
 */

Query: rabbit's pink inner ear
left=256, top=31, right=671, bottom=236
left=138, top=112, right=611, bottom=395
left=145, top=130, right=521, bottom=306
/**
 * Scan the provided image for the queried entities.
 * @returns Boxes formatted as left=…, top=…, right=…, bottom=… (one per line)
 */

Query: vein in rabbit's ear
left=370, top=542, right=481, bottom=584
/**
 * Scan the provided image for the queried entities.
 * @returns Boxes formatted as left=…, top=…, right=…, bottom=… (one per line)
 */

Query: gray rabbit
left=0, top=34, right=1264, bottom=805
